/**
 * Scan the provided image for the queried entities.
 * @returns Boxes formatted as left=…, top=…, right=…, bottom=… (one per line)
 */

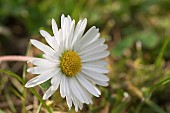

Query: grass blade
left=0, top=69, right=52, bottom=113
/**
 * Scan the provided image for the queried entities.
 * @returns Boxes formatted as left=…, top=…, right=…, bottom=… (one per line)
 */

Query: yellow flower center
left=60, top=50, right=82, bottom=77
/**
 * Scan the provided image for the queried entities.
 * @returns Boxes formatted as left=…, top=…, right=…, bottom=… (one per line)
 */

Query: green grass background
left=1, top=0, right=170, bottom=113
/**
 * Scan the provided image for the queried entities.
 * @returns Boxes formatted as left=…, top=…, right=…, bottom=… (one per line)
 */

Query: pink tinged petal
left=30, top=39, right=58, bottom=58
left=76, top=74, right=100, bottom=97
left=78, top=38, right=105, bottom=55
left=80, top=71, right=108, bottom=87
left=43, top=86, right=56, bottom=100
left=82, top=51, right=110, bottom=62
left=25, top=69, right=59, bottom=88
left=82, top=68, right=109, bottom=82
left=80, top=45, right=108, bottom=57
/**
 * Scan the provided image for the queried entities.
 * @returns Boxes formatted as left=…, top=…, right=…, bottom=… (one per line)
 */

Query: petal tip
left=25, top=83, right=32, bottom=88
left=27, top=68, right=30, bottom=72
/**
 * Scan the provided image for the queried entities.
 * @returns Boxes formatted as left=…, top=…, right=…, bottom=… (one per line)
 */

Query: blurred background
left=1, top=0, right=170, bottom=113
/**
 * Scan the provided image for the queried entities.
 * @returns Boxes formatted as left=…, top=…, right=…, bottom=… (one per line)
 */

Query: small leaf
left=40, top=79, right=51, bottom=90
left=0, top=109, right=5, bottom=113
left=112, top=38, right=134, bottom=57
left=135, top=31, right=159, bottom=49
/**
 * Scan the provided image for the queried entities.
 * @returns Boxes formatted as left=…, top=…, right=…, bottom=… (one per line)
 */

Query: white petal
left=82, top=60, right=108, bottom=67
left=67, top=15, right=72, bottom=25
left=89, top=32, right=100, bottom=44
left=82, top=51, right=110, bottom=62
left=25, top=69, right=59, bottom=88
left=43, top=86, right=56, bottom=100
left=78, top=38, right=105, bottom=54
left=61, top=14, right=65, bottom=29
left=82, top=66, right=109, bottom=74
left=71, top=94, right=79, bottom=112
left=80, top=45, right=108, bottom=57
left=81, top=89, right=93, bottom=104
left=75, top=26, right=99, bottom=51
left=64, top=18, right=69, bottom=49
left=51, top=72, right=62, bottom=90
left=71, top=90, right=84, bottom=111
left=51, top=36, right=60, bottom=53
left=29, top=58, right=59, bottom=67
left=69, top=77, right=89, bottom=104
left=39, top=30, right=53, bottom=48
left=78, top=101, right=83, bottom=110
left=67, top=20, right=75, bottom=50
left=76, top=18, right=87, bottom=41
left=66, top=95, right=72, bottom=109
left=43, top=54, right=60, bottom=62
left=80, top=71, right=108, bottom=86
left=60, top=74, right=66, bottom=98
left=30, top=39, right=57, bottom=57
left=72, top=18, right=87, bottom=47
left=82, top=68, right=109, bottom=82
left=27, top=67, right=55, bottom=74
left=76, top=74, right=100, bottom=97
left=52, top=19, right=59, bottom=44
left=58, top=29, right=65, bottom=52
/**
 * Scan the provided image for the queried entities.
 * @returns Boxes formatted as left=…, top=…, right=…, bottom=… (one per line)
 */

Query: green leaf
left=135, top=31, right=159, bottom=49
left=112, top=37, right=134, bottom=57
left=0, top=109, right=5, bottom=113
left=40, top=79, right=51, bottom=90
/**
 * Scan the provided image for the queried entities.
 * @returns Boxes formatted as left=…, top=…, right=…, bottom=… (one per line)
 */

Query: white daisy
left=25, top=14, right=110, bottom=112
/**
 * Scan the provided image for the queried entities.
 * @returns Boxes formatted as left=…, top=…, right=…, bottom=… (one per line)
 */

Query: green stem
left=36, top=103, right=43, bottom=113
left=155, top=37, right=170, bottom=67
left=0, top=69, right=52, bottom=113
left=29, top=88, right=52, bottom=113
left=22, top=64, right=27, bottom=113
left=144, top=99, right=167, bottom=113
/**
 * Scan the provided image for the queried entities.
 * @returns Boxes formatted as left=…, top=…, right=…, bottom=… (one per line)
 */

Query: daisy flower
left=25, top=14, right=110, bottom=112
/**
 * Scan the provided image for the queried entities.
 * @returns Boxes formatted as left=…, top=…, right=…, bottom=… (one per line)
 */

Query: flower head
left=25, top=14, right=110, bottom=112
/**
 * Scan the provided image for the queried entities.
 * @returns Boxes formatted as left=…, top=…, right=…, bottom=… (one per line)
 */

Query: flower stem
left=0, top=55, right=33, bottom=62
